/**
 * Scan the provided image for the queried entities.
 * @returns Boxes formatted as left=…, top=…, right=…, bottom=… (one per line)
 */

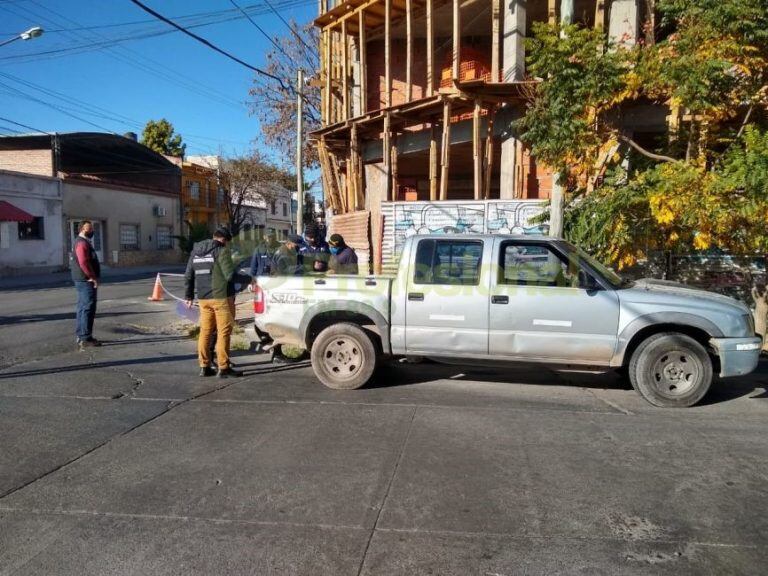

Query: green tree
left=518, top=0, right=768, bottom=340
left=140, top=118, right=186, bottom=157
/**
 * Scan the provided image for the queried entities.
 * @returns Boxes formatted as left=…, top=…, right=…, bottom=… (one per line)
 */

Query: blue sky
left=0, top=0, right=316, bottom=167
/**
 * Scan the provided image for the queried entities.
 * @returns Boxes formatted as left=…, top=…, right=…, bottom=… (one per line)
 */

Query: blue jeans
left=75, top=280, right=97, bottom=341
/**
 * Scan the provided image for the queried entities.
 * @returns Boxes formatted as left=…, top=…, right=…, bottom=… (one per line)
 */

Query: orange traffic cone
left=148, top=273, right=164, bottom=301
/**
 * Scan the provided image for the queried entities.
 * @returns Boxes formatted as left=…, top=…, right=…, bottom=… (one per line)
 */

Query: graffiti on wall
left=389, top=200, right=548, bottom=253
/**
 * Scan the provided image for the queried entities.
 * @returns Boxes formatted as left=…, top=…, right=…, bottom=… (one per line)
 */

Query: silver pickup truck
left=252, top=235, right=761, bottom=407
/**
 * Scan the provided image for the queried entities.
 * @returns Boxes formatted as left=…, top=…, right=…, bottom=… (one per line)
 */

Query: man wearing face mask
left=328, top=234, right=359, bottom=275
left=71, top=220, right=102, bottom=350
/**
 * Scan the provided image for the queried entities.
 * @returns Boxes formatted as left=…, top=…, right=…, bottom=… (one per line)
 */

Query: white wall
left=0, top=171, right=63, bottom=274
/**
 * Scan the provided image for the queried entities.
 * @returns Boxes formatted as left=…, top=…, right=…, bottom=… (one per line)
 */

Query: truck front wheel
left=628, top=332, right=713, bottom=408
left=311, top=323, right=378, bottom=390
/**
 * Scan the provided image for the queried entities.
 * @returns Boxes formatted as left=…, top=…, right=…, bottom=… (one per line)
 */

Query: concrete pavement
left=0, top=275, right=767, bottom=575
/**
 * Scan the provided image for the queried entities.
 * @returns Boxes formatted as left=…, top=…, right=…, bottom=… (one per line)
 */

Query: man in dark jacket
left=300, top=227, right=330, bottom=273
left=328, top=233, right=359, bottom=275
left=71, top=220, right=101, bottom=350
left=249, top=231, right=280, bottom=278
left=184, top=227, right=249, bottom=378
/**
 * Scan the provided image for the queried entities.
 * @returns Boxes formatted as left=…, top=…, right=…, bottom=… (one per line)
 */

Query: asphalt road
left=1, top=276, right=767, bottom=575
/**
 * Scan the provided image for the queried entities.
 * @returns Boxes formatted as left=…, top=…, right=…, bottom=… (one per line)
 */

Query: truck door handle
left=365, top=279, right=377, bottom=286
left=408, top=292, right=424, bottom=301
left=491, top=295, right=509, bottom=304
left=314, top=279, right=326, bottom=285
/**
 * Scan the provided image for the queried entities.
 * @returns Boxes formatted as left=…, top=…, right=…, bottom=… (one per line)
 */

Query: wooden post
left=548, top=0, right=557, bottom=24
left=483, top=107, right=495, bottom=199
left=429, top=122, right=438, bottom=201
left=595, top=0, right=605, bottom=28
left=473, top=99, right=482, bottom=200
left=352, top=124, right=364, bottom=208
left=406, top=0, right=412, bottom=102
left=426, top=0, right=434, bottom=96
left=452, top=0, right=461, bottom=81
left=385, top=0, right=392, bottom=107
left=491, top=0, right=500, bottom=82
left=439, top=100, right=451, bottom=200
left=359, top=9, right=367, bottom=114
left=391, top=136, right=399, bottom=201
left=383, top=112, right=391, bottom=201
left=342, top=20, right=349, bottom=120
left=324, top=30, right=331, bottom=122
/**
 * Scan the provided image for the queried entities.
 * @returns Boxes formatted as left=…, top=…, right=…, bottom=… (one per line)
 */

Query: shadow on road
left=0, top=310, right=158, bottom=326
left=0, top=353, right=196, bottom=380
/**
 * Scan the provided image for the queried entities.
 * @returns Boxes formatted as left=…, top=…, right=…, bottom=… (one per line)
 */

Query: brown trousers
left=198, top=298, right=235, bottom=369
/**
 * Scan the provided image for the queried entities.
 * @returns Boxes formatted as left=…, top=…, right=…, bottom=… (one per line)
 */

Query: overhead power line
left=127, top=0, right=286, bottom=87
left=262, top=0, right=315, bottom=57
left=0, top=115, right=46, bottom=134
left=226, top=0, right=289, bottom=60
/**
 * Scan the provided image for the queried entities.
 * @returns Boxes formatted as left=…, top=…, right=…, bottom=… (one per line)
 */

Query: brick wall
left=0, top=149, right=54, bottom=177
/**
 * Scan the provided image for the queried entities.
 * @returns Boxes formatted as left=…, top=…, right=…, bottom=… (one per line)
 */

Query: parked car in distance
left=249, top=235, right=762, bottom=408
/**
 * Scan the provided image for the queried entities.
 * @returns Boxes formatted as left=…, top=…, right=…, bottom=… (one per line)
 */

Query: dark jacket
left=184, top=239, right=248, bottom=300
left=329, top=246, right=359, bottom=275
left=250, top=240, right=280, bottom=277
left=273, top=245, right=303, bottom=276
left=71, top=236, right=101, bottom=282
left=300, top=240, right=330, bottom=272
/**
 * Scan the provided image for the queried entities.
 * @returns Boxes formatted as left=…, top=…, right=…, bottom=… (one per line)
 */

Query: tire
left=628, top=332, right=713, bottom=408
left=310, top=323, right=378, bottom=390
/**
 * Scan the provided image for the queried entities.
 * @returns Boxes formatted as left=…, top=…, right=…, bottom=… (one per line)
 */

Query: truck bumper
left=710, top=336, right=762, bottom=378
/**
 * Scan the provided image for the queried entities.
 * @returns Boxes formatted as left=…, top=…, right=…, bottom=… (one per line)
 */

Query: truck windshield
left=560, top=242, right=625, bottom=288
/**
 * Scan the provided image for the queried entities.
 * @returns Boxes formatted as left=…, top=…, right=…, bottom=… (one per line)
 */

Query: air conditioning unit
left=153, top=206, right=167, bottom=217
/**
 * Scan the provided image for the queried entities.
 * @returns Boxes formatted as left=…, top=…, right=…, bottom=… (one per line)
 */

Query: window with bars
left=156, top=225, right=173, bottom=250
left=189, top=181, right=200, bottom=201
left=120, top=224, right=140, bottom=250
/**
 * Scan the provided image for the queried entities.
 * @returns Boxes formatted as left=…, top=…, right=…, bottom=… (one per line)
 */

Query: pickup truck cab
left=252, top=235, right=761, bottom=407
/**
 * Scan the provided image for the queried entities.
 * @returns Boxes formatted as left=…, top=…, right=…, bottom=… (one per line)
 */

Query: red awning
left=0, top=200, right=35, bottom=223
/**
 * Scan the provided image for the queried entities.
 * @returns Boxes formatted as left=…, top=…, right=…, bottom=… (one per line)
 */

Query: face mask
left=84, top=231, right=94, bottom=239
left=329, top=246, right=340, bottom=255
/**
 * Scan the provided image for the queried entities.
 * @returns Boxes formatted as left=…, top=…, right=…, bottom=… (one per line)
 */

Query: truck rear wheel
left=311, top=323, right=378, bottom=390
left=628, top=332, right=713, bottom=408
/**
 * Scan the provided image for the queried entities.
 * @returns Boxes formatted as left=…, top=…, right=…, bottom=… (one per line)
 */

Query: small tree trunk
left=751, top=282, right=768, bottom=349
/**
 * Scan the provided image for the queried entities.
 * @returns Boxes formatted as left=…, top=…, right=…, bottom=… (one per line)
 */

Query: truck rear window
left=413, top=239, right=483, bottom=286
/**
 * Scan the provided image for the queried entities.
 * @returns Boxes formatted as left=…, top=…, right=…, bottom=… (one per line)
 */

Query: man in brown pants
left=184, top=227, right=249, bottom=378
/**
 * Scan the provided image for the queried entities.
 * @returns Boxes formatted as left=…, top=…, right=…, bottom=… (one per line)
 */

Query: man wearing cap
left=273, top=234, right=305, bottom=276
left=328, top=233, right=359, bottom=275
left=300, top=226, right=330, bottom=273
left=184, top=226, right=249, bottom=378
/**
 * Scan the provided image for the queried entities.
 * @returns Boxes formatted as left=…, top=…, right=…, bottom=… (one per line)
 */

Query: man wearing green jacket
left=184, top=227, right=249, bottom=378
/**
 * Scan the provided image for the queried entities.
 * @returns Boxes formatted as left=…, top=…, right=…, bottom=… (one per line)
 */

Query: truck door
left=488, top=239, right=620, bottom=364
left=404, top=237, right=490, bottom=356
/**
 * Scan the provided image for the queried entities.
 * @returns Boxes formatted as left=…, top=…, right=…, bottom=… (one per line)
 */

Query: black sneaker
left=86, top=337, right=102, bottom=347
left=217, top=367, right=243, bottom=378
left=199, top=367, right=216, bottom=377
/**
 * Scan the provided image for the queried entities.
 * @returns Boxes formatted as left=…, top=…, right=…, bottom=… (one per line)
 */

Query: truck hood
left=621, top=278, right=750, bottom=315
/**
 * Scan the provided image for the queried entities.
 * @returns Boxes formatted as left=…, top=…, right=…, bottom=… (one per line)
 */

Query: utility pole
left=296, top=68, right=305, bottom=236
left=549, top=0, right=574, bottom=238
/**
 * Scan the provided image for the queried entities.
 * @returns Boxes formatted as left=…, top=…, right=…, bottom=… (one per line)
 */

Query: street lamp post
left=0, top=27, right=44, bottom=48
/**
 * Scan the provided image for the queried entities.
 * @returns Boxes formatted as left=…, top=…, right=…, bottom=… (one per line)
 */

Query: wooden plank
left=426, top=0, right=434, bottom=96
left=352, top=124, right=365, bottom=208
left=491, top=0, right=500, bottom=82
left=406, top=0, right=412, bottom=102
left=342, top=19, right=349, bottom=120
left=385, top=0, right=392, bottom=108
left=548, top=0, right=557, bottom=24
left=473, top=99, right=482, bottom=200
left=429, top=121, right=438, bottom=201
left=359, top=10, right=367, bottom=114
left=324, top=30, right=331, bottom=123
left=452, top=0, right=461, bottom=81
left=439, top=99, right=451, bottom=200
